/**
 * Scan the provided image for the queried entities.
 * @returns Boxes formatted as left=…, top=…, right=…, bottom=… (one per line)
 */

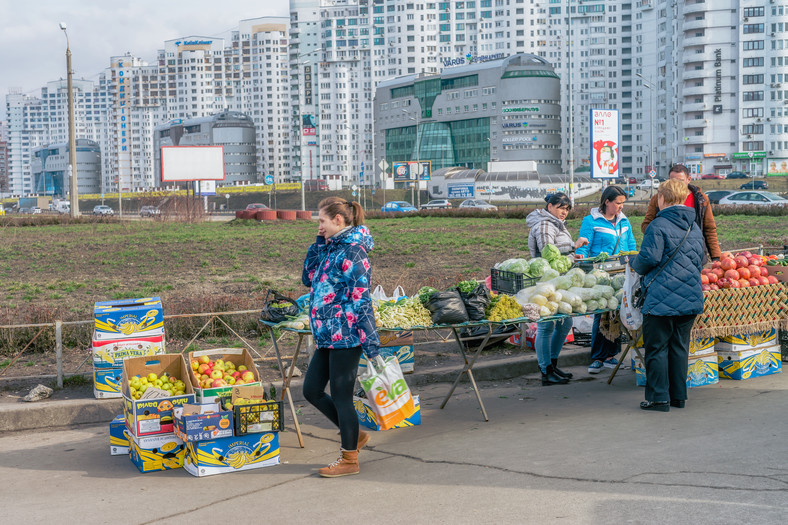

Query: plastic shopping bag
left=370, top=285, right=407, bottom=303
left=620, top=263, right=643, bottom=331
left=358, top=355, right=417, bottom=430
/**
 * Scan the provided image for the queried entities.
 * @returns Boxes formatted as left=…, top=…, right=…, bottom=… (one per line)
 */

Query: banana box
left=174, top=403, right=234, bottom=442
left=93, top=297, right=164, bottom=341
left=715, top=329, right=778, bottom=353
left=93, top=363, right=123, bottom=399
left=354, top=395, right=421, bottom=431
left=688, top=337, right=716, bottom=357
left=122, top=354, right=195, bottom=437
left=183, top=432, right=280, bottom=477
left=188, top=348, right=262, bottom=404
left=110, top=415, right=130, bottom=455
left=718, top=345, right=782, bottom=380
left=92, top=333, right=165, bottom=366
left=128, top=431, right=185, bottom=473
left=630, top=351, right=719, bottom=388
left=358, top=345, right=415, bottom=374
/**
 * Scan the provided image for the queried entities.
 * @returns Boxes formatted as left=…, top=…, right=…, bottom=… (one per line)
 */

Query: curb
left=0, top=346, right=593, bottom=434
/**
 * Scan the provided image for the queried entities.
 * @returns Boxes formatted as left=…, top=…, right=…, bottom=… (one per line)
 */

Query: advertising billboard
left=767, top=158, right=788, bottom=176
left=302, top=114, right=316, bottom=136
left=161, top=146, right=225, bottom=181
left=589, top=109, right=620, bottom=179
left=447, top=183, right=474, bottom=199
left=393, top=162, right=411, bottom=182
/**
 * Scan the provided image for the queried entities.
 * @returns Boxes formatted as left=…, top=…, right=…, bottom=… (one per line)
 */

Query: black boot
left=541, top=365, right=570, bottom=386
left=551, top=359, right=573, bottom=379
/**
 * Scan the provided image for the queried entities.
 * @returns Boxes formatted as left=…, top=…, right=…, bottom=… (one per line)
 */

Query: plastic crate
left=490, top=268, right=539, bottom=294
left=233, top=400, right=285, bottom=435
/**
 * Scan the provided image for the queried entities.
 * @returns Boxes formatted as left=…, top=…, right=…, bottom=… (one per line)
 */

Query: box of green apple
left=187, top=348, right=262, bottom=404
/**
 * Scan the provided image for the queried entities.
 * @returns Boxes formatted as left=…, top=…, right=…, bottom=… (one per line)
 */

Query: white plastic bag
left=358, top=355, right=417, bottom=430
left=370, top=285, right=406, bottom=303
left=620, top=263, right=643, bottom=330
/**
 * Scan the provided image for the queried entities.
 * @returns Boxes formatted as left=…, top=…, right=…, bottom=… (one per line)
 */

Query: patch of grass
left=63, top=374, right=91, bottom=387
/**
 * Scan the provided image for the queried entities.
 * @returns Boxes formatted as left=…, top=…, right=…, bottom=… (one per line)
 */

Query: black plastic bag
left=260, top=290, right=299, bottom=323
left=459, top=324, right=519, bottom=350
left=458, top=283, right=491, bottom=322
left=425, top=290, right=469, bottom=325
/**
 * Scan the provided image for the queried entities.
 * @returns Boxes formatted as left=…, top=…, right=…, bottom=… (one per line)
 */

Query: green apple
left=147, top=373, right=158, bottom=382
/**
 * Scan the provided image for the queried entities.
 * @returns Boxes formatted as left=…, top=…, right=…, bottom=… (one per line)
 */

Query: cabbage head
left=549, top=256, right=572, bottom=274
left=541, top=243, right=562, bottom=262
left=528, top=258, right=551, bottom=278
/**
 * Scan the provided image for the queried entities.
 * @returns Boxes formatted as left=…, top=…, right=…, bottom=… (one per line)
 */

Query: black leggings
left=302, top=346, right=363, bottom=451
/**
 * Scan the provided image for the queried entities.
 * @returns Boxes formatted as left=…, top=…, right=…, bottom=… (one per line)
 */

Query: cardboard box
left=122, top=354, right=195, bottom=437
left=92, top=333, right=165, bottom=366
left=128, top=432, right=185, bottom=473
left=93, top=297, right=164, bottom=341
left=183, top=432, right=280, bottom=477
left=715, top=329, right=778, bottom=353
left=718, top=344, right=782, bottom=380
left=779, top=330, right=788, bottom=363
left=188, top=348, right=262, bottom=404
left=765, top=264, right=788, bottom=283
left=630, top=351, right=719, bottom=388
left=110, top=415, right=130, bottom=455
left=93, top=363, right=123, bottom=399
left=174, top=403, right=234, bottom=442
left=688, top=337, right=716, bottom=357
left=354, top=395, right=421, bottom=431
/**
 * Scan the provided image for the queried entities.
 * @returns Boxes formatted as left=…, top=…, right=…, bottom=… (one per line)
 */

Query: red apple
left=241, top=371, right=255, bottom=383
left=724, top=269, right=740, bottom=280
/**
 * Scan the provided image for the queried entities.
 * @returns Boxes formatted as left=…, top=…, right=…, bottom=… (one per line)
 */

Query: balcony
left=682, top=118, right=708, bottom=129
left=682, top=135, right=707, bottom=146
left=681, top=85, right=712, bottom=97
left=682, top=35, right=712, bottom=48
left=682, top=69, right=709, bottom=81
left=682, top=102, right=707, bottom=113
left=682, top=19, right=708, bottom=32
left=682, top=1, right=707, bottom=16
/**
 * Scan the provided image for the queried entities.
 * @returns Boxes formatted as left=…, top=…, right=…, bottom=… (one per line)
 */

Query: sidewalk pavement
left=0, top=345, right=594, bottom=434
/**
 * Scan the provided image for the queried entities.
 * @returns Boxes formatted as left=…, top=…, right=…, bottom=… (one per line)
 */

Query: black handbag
left=635, top=226, right=692, bottom=309
left=260, top=290, right=300, bottom=323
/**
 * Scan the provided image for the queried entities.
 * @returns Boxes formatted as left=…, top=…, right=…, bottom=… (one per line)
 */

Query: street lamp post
left=296, top=49, right=323, bottom=211
left=637, top=73, right=656, bottom=196
left=566, top=0, right=574, bottom=206
left=60, top=22, right=79, bottom=217
left=403, top=109, right=421, bottom=207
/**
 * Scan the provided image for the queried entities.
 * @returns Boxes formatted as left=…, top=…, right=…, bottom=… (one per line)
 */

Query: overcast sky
left=0, top=0, right=289, bottom=119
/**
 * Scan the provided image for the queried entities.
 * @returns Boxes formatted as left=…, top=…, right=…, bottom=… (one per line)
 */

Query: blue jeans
left=535, top=317, right=574, bottom=373
left=589, top=313, right=620, bottom=362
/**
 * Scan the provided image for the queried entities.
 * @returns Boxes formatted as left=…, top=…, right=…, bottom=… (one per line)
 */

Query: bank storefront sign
left=732, top=152, right=766, bottom=159
left=442, top=52, right=506, bottom=67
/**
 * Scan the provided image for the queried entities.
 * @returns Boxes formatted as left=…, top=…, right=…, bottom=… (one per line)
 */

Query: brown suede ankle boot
left=319, top=449, right=359, bottom=478
left=357, top=430, right=370, bottom=452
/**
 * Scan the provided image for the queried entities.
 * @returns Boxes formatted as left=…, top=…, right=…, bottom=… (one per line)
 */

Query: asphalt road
left=1, top=365, right=786, bottom=524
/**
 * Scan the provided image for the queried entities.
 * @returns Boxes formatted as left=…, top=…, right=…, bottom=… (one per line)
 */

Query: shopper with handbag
left=631, top=180, right=706, bottom=412
left=526, top=192, right=586, bottom=385
left=302, top=197, right=380, bottom=476
left=575, top=185, right=638, bottom=374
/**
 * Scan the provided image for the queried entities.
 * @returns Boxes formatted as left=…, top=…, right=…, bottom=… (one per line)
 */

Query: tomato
left=734, top=256, right=749, bottom=269
left=720, top=258, right=737, bottom=271
left=737, top=267, right=751, bottom=280
left=724, top=269, right=740, bottom=280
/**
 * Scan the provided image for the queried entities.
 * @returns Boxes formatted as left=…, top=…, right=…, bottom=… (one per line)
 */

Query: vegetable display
left=456, top=280, right=480, bottom=294
left=373, top=297, right=433, bottom=329
left=486, top=295, right=525, bottom=322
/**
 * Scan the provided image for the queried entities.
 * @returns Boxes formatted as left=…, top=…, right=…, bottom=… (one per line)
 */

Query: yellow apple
left=241, top=371, right=255, bottom=383
left=198, top=355, right=210, bottom=365
left=238, top=365, right=248, bottom=372
left=210, top=370, right=223, bottom=380
left=147, top=373, right=158, bottom=382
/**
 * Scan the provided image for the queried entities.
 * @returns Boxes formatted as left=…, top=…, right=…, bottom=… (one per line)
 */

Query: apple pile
left=190, top=355, right=256, bottom=389
left=128, top=372, right=186, bottom=400
left=701, top=251, right=779, bottom=291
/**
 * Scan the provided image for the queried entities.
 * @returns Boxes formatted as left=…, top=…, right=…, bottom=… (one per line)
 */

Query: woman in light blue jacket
left=575, top=186, right=637, bottom=374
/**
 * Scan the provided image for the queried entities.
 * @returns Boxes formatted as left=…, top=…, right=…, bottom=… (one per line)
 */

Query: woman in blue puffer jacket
left=302, top=196, right=379, bottom=477
left=631, top=180, right=705, bottom=412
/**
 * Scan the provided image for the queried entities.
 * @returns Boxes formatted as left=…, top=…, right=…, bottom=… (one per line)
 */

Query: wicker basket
left=692, top=283, right=788, bottom=339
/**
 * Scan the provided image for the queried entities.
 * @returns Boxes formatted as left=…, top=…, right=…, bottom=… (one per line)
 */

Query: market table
left=260, top=310, right=616, bottom=433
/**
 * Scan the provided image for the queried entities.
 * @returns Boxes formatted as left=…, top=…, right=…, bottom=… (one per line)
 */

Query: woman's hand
left=574, top=237, right=589, bottom=250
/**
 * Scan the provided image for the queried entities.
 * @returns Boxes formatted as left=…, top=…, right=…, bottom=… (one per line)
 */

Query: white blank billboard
left=161, top=146, right=225, bottom=181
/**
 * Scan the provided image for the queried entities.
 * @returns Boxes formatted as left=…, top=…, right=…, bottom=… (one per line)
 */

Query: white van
left=636, top=179, right=660, bottom=190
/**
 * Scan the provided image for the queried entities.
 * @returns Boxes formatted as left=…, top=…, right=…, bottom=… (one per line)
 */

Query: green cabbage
left=549, top=256, right=572, bottom=274
left=542, top=243, right=562, bottom=262
left=539, top=268, right=560, bottom=281
left=499, top=258, right=530, bottom=274
left=565, top=268, right=586, bottom=288
left=583, top=274, right=598, bottom=288
left=528, top=258, right=551, bottom=278
left=590, top=269, right=611, bottom=286
left=611, top=274, right=626, bottom=291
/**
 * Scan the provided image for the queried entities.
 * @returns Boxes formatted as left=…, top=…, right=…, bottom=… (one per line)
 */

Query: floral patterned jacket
left=302, top=226, right=380, bottom=357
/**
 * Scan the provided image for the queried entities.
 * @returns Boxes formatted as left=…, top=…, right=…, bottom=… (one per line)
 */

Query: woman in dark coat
left=630, top=180, right=706, bottom=412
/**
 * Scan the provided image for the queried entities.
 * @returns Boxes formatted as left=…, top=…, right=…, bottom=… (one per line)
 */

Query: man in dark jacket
left=641, top=164, right=721, bottom=261
left=631, top=180, right=706, bottom=412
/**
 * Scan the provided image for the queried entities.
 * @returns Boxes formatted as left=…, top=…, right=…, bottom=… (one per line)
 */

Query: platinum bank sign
left=443, top=52, right=506, bottom=67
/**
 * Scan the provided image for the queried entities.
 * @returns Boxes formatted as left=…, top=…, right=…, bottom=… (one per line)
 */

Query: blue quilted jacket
left=302, top=226, right=380, bottom=357
left=630, top=205, right=706, bottom=317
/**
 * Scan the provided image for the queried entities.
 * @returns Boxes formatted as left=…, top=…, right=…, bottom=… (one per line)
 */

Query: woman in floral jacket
left=302, top=196, right=379, bottom=478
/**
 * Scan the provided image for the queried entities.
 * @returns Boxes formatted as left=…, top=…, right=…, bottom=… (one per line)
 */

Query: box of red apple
left=701, top=251, right=778, bottom=291
left=188, top=348, right=262, bottom=404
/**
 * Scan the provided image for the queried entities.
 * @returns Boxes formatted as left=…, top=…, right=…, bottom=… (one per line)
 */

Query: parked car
left=30, top=207, right=42, bottom=214
left=635, top=179, right=660, bottom=190
left=381, top=201, right=418, bottom=213
left=139, top=205, right=161, bottom=217
left=718, top=191, right=788, bottom=207
left=245, top=203, right=269, bottom=211
left=726, top=171, right=749, bottom=179
left=740, top=180, right=768, bottom=190
left=92, top=205, right=114, bottom=216
left=18, top=207, right=30, bottom=214
left=303, top=179, right=329, bottom=191
left=700, top=173, right=725, bottom=180
left=628, top=177, right=638, bottom=184
left=458, top=199, right=498, bottom=211
left=420, top=199, right=451, bottom=210
left=705, top=190, right=734, bottom=204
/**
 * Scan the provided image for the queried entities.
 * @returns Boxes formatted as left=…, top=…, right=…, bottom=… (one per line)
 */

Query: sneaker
left=603, top=357, right=619, bottom=369
left=588, top=360, right=604, bottom=374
